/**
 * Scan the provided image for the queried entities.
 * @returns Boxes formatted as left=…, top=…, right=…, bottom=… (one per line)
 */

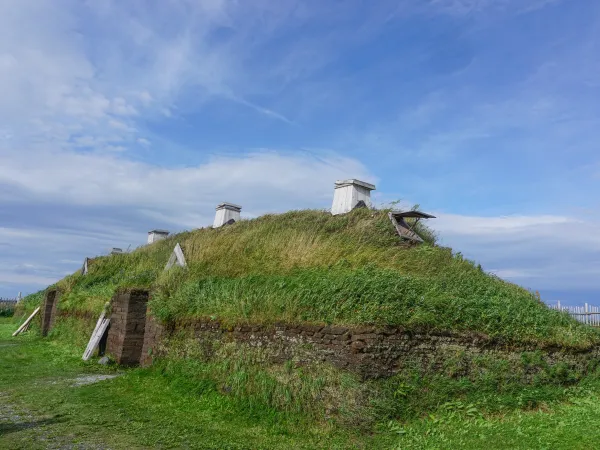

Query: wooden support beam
left=12, top=307, right=40, bottom=337
left=165, top=243, right=186, bottom=270
left=82, top=313, right=111, bottom=361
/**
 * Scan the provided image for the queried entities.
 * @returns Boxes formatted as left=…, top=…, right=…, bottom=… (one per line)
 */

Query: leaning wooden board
left=82, top=313, right=110, bottom=361
left=82, top=312, right=105, bottom=358
left=12, top=307, right=41, bottom=337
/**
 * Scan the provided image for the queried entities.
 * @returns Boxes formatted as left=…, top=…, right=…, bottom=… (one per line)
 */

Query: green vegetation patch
left=0, top=318, right=387, bottom=449
left=22, top=208, right=598, bottom=348
left=5, top=318, right=600, bottom=450
left=150, top=266, right=595, bottom=348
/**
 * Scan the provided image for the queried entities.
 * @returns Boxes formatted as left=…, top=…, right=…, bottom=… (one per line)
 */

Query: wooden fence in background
left=550, top=302, right=600, bottom=327
left=0, top=297, right=18, bottom=316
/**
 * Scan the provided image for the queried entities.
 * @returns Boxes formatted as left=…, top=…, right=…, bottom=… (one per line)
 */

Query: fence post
left=585, top=303, right=589, bottom=325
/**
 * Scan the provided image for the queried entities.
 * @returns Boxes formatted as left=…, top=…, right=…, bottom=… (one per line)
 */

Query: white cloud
left=433, top=212, right=600, bottom=290
left=434, top=214, right=574, bottom=235
left=108, top=120, right=137, bottom=133
left=0, top=0, right=597, bottom=302
left=104, top=145, right=127, bottom=152
left=491, top=269, right=533, bottom=279
left=0, top=148, right=372, bottom=227
left=2, top=0, right=377, bottom=296
left=0, top=273, right=61, bottom=287
left=111, top=97, right=138, bottom=116
left=424, top=0, right=561, bottom=17
left=0, top=146, right=373, bottom=296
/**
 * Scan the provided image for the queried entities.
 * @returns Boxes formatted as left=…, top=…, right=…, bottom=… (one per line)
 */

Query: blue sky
left=1, top=0, right=599, bottom=305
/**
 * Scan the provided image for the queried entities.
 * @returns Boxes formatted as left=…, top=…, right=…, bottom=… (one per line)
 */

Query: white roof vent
left=213, top=202, right=242, bottom=228
left=331, top=179, right=376, bottom=215
left=148, top=229, right=169, bottom=244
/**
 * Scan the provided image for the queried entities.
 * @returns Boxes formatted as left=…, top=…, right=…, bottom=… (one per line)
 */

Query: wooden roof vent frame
left=388, top=210, right=436, bottom=243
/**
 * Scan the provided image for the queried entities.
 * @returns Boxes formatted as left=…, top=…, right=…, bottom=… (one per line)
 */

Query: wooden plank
left=165, top=243, right=187, bottom=270
left=93, top=319, right=110, bottom=358
left=388, top=212, right=423, bottom=243
left=585, top=303, right=589, bottom=325
left=12, top=307, right=40, bottom=337
left=82, top=312, right=105, bottom=359
left=174, top=243, right=186, bottom=267
left=390, top=210, right=436, bottom=219
left=82, top=316, right=108, bottom=361
left=82, top=317, right=110, bottom=361
left=81, top=257, right=89, bottom=275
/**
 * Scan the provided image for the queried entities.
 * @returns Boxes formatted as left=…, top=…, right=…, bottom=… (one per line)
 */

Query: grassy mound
left=27, top=208, right=599, bottom=349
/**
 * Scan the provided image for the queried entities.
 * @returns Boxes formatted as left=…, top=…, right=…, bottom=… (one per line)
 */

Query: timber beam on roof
left=165, top=243, right=187, bottom=270
left=388, top=210, right=436, bottom=243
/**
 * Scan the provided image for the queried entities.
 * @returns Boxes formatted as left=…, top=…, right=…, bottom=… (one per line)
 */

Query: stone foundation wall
left=140, top=315, right=165, bottom=367
left=106, top=290, right=149, bottom=366
left=145, top=319, right=600, bottom=380
left=41, top=289, right=60, bottom=337
left=74, top=289, right=599, bottom=378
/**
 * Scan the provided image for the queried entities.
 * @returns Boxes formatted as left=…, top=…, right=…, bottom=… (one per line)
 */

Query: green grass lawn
left=0, top=318, right=388, bottom=449
left=3, top=317, right=600, bottom=449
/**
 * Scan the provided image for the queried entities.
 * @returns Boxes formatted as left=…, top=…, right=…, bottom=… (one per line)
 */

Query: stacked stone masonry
left=140, top=315, right=165, bottom=367
left=106, top=290, right=149, bottom=366
left=41, top=289, right=60, bottom=337
left=142, top=319, right=600, bottom=380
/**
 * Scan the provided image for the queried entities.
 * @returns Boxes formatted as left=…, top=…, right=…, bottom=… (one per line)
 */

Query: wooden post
left=82, top=312, right=110, bottom=361
left=12, top=307, right=40, bottom=336
left=165, top=243, right=186, bottom=270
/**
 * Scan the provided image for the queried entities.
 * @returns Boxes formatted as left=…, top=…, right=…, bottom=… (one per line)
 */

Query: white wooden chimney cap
left=216, top=202, right=242, bottom=212
left=334, top=179, right=376, bottom=190
left=148, top=229, right=169, bottom=235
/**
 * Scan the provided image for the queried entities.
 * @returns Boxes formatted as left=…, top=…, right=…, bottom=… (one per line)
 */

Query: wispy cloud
left=1, top=0, right=599, bottom=302
left=434, top=211, right=600, bottom=291
left=0, top=149, right=374, bottom=294
left=230, top=96, right=295, bottom=125
left=423, top=0, right=561, bottom=17
left=0, top=149, right=371, bottom=219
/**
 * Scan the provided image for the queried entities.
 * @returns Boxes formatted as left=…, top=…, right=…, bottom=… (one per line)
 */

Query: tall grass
left=160, top=329, right=374, bottom=426
left=27, top=207, right=597, bottom=348
left=149, top=266, right=598, bottom=348
left=140, top=328, right=599, bottom=428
